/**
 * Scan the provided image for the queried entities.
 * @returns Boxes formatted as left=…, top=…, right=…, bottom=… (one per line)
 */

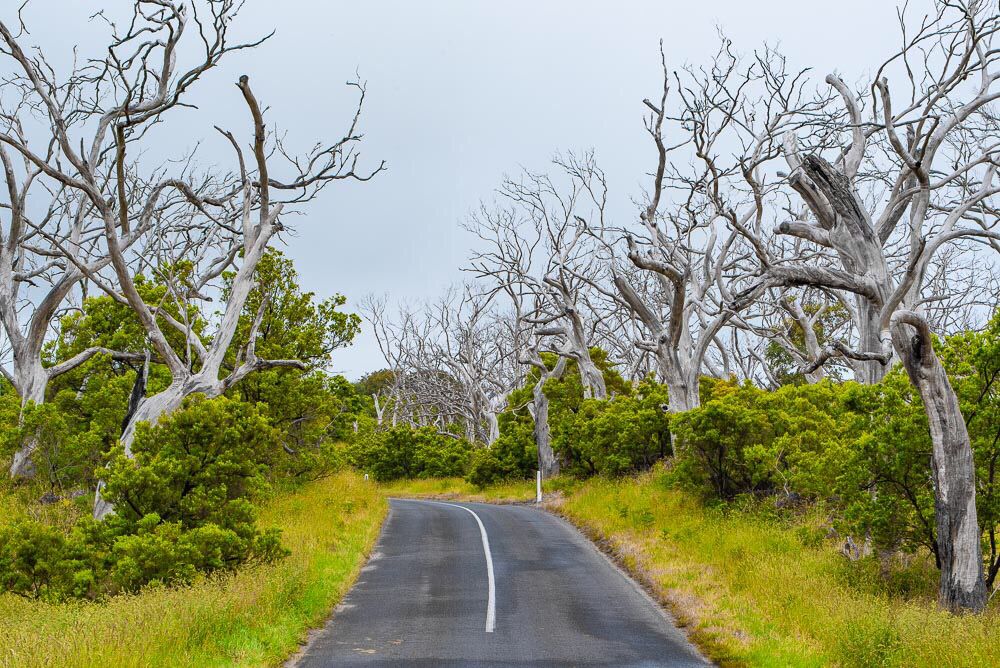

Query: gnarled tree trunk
left=892, top=315, right=987, bottom=612
left=531, top=377, right=558, bottom=478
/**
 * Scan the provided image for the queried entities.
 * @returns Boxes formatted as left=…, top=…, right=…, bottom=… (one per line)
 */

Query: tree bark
left=660, top=358, right=698, bottom=415
left=856, top=298, right=888, bottom=384
left=485, top=410, right=500, bottom=447
left=892, top=317, right=987, bottom=612
left=93, top=381, right=188, bottom=520
left=532, top=377, right=559, bottom=478
left=7, top=357, right=46, bottom=477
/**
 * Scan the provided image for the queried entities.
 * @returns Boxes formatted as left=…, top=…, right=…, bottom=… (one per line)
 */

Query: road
left=296, top=498, right=709, bottom=668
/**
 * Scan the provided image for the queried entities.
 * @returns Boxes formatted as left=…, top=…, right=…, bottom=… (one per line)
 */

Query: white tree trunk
left=577, top=354, right=607, bottom=400
left=892, top=320, right=987, bottom=612
left=8, top=357, right=47, bottom=477
left=485, top=410, right=500, bottom=447
left=856, top=299, right=888, bottom=385
left=532, top=378, right=559, bottom=478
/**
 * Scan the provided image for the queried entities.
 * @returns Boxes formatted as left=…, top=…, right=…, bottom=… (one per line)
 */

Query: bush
left=669, top=380, right=855, bottom=501
left=0, top=396, right=288, bottom=600
left=466, top=417, right=537, bottom=488
left=554, top=377, right=671, bottom=476
left=345, top=426, right=473, bottom=481
left=0, top=520, right=95, bottom=600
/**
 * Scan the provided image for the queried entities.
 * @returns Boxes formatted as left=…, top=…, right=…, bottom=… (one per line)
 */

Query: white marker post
left=536, top=470, right=542, bottom=504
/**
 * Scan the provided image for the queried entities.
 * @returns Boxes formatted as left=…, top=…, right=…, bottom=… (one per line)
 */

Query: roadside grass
left=379, top=475, right=581, bottom=503
left=0, top=471, right=387, bottom=668
left=553, top=469, right=1000, bottom=668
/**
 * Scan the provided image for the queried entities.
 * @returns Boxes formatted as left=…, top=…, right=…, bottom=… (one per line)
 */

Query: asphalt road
left=296, top=498, right=709, bottom=667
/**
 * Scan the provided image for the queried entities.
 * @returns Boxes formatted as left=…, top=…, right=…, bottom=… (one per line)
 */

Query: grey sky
left=18, top=1, right=903, bottom=379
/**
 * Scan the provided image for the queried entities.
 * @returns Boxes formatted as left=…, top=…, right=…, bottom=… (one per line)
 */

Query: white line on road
left=433, top=501, right=496, bottom=633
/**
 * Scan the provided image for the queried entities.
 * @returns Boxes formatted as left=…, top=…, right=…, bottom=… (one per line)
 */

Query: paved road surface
left=297, top=498, right=709, bottom=667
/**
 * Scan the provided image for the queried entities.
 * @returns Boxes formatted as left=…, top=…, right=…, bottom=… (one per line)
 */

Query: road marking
left=432, top=501, right=496, bottom=633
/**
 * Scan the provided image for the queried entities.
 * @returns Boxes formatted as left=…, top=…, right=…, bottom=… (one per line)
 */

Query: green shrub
left=554, top=377, right=671, bottom=476
left=669, top=380, right=856, bottom=501
left=0, top=396, right=288, bottom=600
left=345, top=426, right=473, bottom=481
left=466, top=417, right=537, bottom=487
left=0, top=520, right=95, bottom=600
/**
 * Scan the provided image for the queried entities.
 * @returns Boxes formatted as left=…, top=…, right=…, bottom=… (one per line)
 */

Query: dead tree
left=468, top=159, right=609, bottom=400
left=737, top=1, right=999, bottom=612
left=363, top=289, right=520, bottom=445
left=0, top=1, right=383, bottom=515
left=0, top=13, right=181, bottom=476
left=602, top=41, right=825, bottom=412
left=467, top=169, right=613, bottom=477
left=429, top=287, right=520, bottom=445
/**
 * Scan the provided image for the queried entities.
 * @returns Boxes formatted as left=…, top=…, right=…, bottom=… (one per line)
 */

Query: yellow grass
left=379, top=475, right=580, bottom=503
left=0, top=471, right=387, bottom=668
left=553, top=470, right=1000, bottom=668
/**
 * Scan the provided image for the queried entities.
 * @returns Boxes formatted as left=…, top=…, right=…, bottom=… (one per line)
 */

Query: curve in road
left=296, top=498, right=709, bottom=667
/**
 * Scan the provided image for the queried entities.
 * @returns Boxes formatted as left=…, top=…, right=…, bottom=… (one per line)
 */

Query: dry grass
left=0, top=472, right=387, bottom=668
left=554, top=470, right=1000, bottom=668
left=379, top=475, right=581, bottom=504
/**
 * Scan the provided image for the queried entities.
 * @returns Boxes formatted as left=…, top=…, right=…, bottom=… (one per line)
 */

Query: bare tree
left=468, top=159, right=610, bottom=401
left=363, top=288, right=520, bottom=446
left=602, top=41, right=824, bottom=412
left=0, top=8, right=196, bottom=476
left=0, top=1, right=382, bottom=515
left=428, top=287, right=520, bottom=445
left=467, top=164, right=617, bottom=477
left=737, top=1, right=1000, bottom=611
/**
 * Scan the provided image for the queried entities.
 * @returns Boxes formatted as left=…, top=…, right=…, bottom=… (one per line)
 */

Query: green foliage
left=0, top=250, right=369, bottom=603
left=100, top=396, right=277, bottom=528
left=467, top=416, right=537, bottom=488
left=468, top=347, right=646, bottom=486
left=835, top=374, right=938, bottom=560
left=0, top=520, right=95, bottom=600
left=224, top=249, right=361, bottom=479
left=345, top=426, right=474, bottom=481
left=662, top=311, right=1000, bottom=587
left=0, top=397, right=288, bottom=600
left=554, top=377, right=671, bottom=476
left=355, top=368, right=397, bottom=399
left=670, top=379, right=855, bottom=500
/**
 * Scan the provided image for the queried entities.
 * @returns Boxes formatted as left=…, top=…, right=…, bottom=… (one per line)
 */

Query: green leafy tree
left=224, top=249, right=361, bottom=475
left=345, top=425, right=473, bottom=481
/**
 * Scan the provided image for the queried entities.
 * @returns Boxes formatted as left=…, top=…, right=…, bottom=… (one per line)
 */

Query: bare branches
left=0, top=2, right=381, bottom=486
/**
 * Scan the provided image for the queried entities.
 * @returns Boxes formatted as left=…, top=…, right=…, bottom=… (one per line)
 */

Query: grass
left=7, top=467, right=996, bottom=667
left=0, top=471, right=387, bottom=668
left=379, top=474, right=581, bottom=503
left=552, top=468, right=1000, bottom=668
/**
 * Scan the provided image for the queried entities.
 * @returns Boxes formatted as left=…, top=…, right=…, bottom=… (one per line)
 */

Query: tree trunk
left=892, top=322, right=987, bottom=612
left=856, top=298, right=888, bottom=384
left=8, top=358, right=48, bottom=478
left=578, top=355, right=607, bottom=400
left=532, top=378, right=559, bottom=478
left=659, top=354, right=698, bottom=415
left=93, top=382, right=187, bottom=520
left=485, top=410, right=499, bottom=447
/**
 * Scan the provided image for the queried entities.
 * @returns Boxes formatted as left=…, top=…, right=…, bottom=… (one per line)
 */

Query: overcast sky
left=17, top=1, right=905, bottom=379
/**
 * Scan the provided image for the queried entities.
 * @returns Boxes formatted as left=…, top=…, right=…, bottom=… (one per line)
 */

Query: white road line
left=431, top=501, right=496, bottom=633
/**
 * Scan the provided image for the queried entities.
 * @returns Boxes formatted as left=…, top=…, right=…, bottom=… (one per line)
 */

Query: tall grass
left=556, top=470, right=1000, bottom=668
left=379, top=475, right=580, bottom=503
left=0, top=471, right=386, bottom=667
